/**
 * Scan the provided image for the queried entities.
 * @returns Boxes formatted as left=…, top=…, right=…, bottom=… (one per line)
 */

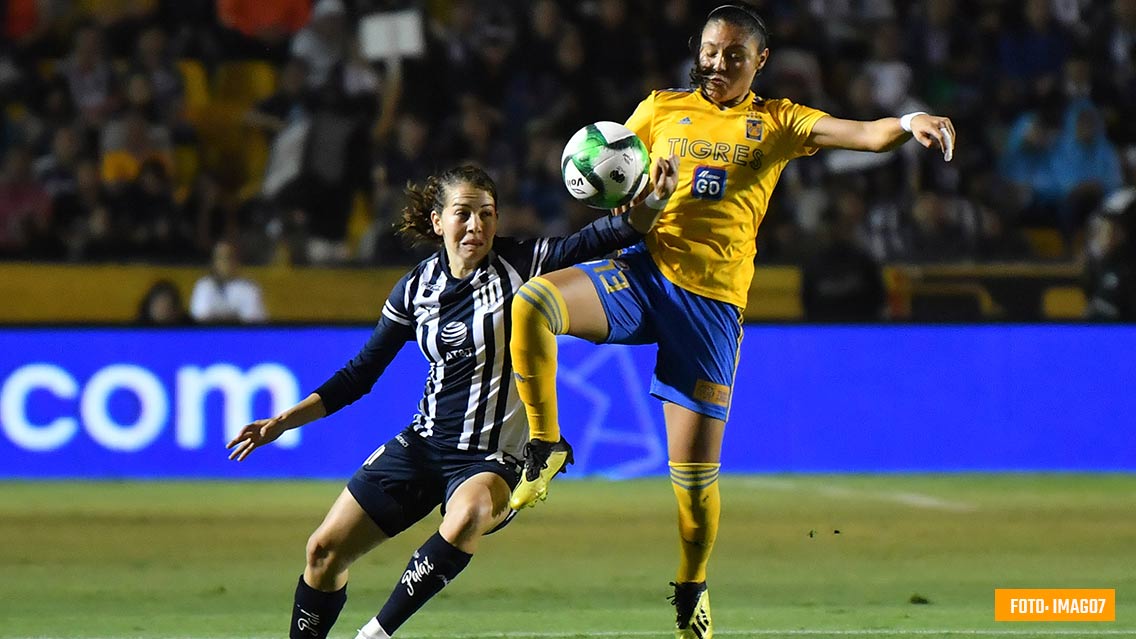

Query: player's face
left=432, top=183, right=498, bottom=267
left=698, top=20, right=767, bottom=105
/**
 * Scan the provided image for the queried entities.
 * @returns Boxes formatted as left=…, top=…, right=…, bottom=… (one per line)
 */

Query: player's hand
left=651, top=154, right=679, bottom=200
left=611, top=182, right=648, bottom=215
left=910, top=114, right=956, bottom=162
left=611, top=154, right=680, bottom=215
left=226, top=417, right=287, bottom=461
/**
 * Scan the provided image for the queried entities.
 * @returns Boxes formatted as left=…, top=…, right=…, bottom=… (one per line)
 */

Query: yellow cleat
left=670, top=581, right=712, bottom=639
left=508, top=438, right=574, bottom=510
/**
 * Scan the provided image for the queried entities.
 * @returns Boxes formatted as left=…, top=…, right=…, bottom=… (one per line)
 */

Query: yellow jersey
left=624, top=89, right=828, bottom=308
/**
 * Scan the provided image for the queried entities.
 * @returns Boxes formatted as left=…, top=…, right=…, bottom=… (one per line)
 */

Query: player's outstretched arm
left=809, top=113, right=956, bottom=160
left=226, top=392, right=327, bottom=461
left=620, top=154, right=680, bottom=233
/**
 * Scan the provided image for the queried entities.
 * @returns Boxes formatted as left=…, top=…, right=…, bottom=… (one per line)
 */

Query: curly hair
left=398, top=165, right=498, bottom=246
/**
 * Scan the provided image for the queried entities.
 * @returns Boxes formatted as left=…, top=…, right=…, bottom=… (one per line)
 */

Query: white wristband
left=644, top=191, right=669, bottom=210
left=899, top=112, right=926, bottom=133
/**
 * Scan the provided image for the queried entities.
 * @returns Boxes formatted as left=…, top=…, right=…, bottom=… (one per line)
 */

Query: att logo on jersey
left=439, top=320, right=474, bottom=361
left=440, top=321, right=468, bottom=347
left=666, top=137, right=764, bottom=170
left=445, top=347, right=474, bottom=361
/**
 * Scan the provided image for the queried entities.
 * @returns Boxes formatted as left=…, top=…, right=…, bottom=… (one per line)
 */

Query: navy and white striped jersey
left=315, top=213, right=641, bottom=459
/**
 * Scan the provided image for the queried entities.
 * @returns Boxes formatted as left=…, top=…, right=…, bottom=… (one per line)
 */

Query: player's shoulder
left=757, top=96, right=827, bottom=112
left=415, top=250, right=443, bottom=271
left=753, top=96, right=827, bottom=123
left=401, top=251, right=443, bottom=284
left=490, top=235, right=525, bottom=258
left=752, top=96, right=793, bottom=112
left=487, top=236, right=539, bottom=270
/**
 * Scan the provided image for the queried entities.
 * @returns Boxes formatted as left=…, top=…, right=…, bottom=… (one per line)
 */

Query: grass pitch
left=1, top=475, right=1133, bottom=639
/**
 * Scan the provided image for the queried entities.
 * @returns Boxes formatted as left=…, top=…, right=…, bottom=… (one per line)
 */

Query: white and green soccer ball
left=561, top=121, right=650, bottom=209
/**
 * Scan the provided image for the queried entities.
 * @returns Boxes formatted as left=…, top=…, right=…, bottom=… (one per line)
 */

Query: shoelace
left=522, top=441, right=551, bottom=478
left=667, top=581, right=697, bottom=623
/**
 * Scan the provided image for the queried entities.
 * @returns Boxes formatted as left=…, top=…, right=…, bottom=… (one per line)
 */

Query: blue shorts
left=347, top=428, right=521, bottom=538
left=575, top=243, right=743, bottom=421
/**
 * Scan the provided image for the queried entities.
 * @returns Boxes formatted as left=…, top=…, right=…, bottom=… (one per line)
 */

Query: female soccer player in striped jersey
left=507, top=4, right=957, bottom=638
left=226, top=162, right=677, bottom=639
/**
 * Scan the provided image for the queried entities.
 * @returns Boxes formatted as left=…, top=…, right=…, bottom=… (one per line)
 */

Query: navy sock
left=376, top=532, right=472, bottom=635
left=290, top=575, right=347, bottom=639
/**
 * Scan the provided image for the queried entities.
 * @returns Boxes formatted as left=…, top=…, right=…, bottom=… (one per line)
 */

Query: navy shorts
left=347, top=428, right=522, bottom=538
left=575, top=243, right=744, bottom=421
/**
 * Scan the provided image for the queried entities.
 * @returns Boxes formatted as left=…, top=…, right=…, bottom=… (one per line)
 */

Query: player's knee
left=305, top=531, right=344, bottom=574
left=514, top=277, right=567, bottom=335
left=442, top=496, right=496, bottom=538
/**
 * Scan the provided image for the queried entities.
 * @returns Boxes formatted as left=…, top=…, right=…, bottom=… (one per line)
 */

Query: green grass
left=1, top=475, right=1133, bottom=638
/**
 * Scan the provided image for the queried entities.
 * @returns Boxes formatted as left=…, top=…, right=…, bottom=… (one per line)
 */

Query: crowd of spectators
left=2, top=0, right=1134, bottom=277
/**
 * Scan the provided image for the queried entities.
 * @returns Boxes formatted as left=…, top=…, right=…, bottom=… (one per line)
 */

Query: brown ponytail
left=397, top=165, right=498, bottom=246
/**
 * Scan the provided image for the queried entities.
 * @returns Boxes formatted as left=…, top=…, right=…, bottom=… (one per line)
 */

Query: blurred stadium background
left=1, top=0, right=1134, bottom=638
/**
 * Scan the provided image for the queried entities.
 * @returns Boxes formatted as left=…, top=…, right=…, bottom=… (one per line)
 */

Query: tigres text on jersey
left=625, top=89, right=828, bottom=308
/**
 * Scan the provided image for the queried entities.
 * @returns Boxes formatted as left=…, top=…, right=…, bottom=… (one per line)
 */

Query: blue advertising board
left=1, top=326, right=1133, bottom=478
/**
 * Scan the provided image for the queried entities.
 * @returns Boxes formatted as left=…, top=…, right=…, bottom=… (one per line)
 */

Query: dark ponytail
left=398, top=175, right=445, bottom=245
left=397, top=165, right=498, bottom=245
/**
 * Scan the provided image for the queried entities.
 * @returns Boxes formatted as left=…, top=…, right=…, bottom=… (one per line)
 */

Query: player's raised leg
left=509, top=268, right=609, bottom=509
left=293, top=488, right=388, bottom=639
left=665, top=403, right=725, bottom=639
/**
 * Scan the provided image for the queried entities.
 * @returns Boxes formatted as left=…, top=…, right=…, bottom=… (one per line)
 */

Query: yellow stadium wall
left=0, top=263, right=1085, bottom=323
left=2, top=263, right=404, bottom=323
left=1, top=264, right=803, bottom=323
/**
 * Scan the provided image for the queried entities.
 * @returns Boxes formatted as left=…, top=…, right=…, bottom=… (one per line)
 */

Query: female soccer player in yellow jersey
left=507, top=4, right=957, bottom=638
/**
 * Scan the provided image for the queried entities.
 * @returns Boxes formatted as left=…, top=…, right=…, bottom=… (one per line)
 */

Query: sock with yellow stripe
left=511, top=276, right=569, bottom=443
left=670, top=462, right=721, bottom=583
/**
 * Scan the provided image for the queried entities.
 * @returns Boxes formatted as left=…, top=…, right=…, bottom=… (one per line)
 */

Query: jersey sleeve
left=313, top=272, right=416, bottom=415
left=624, top=92, right=657, bottom=150
left=504, top=212, right=643, bottom=279
left=774, top=99, right=830, bottom=160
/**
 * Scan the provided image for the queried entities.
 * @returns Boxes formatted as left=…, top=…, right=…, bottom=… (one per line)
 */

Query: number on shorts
left=593, top=260, right=630, bottom=294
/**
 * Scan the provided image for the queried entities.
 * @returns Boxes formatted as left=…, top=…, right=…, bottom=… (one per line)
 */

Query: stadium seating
left=1042, top=286, right=1088, bottom=319
left=909, top=283, right=1002, bottom=321
left=213, top=60, right=277, bottom=105
left=1022, top=227, right=1067, bottom=260
left=172, top=144, right=200, bottom=199
left=176, top=59, right=211, bottom=121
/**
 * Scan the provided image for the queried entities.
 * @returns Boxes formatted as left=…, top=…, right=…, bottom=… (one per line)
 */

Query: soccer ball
left=561, top=121, right=650, bottom=209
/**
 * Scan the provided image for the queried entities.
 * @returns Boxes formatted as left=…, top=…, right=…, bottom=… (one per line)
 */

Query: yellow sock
left=670, top=462, right=721, bottom=583
left=511, top=277, right=569, bottom=443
